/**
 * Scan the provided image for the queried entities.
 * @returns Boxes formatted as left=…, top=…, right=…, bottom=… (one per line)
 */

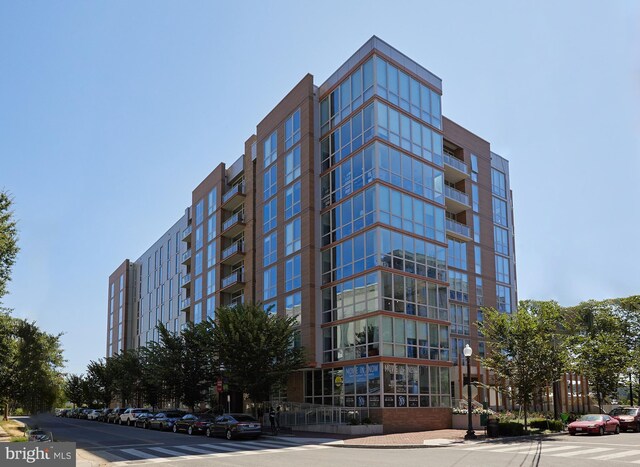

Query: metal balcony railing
left=222, top=183, right=245, bottom=204
left=443, top=153, right=468, bottom=174
left=445, top=185, right=470, bottom=206
left=222, top=212, right=244, bottom=232
left=446, top=218, right=471, bottom=238
left=222, top=240, right=244, bottom=260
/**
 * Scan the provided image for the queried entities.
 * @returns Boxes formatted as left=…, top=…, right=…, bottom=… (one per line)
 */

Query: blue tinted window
left=285, top=109, right=301, bottom=150
left=264, top=266, right=277, bottom=300
left=285, top=181, right=301, bottom=219
left=264, top=232, right=277, bottom=266
left=285, top=255, right=301, bottom=292
left=264, top=131, right=277, bottom=167
left=263, top=198, right=277, bottom=232
left=264, top=164, right=277, bottom=200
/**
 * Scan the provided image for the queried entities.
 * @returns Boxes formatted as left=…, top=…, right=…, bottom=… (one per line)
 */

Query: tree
left=64, top=374, right=85, bottom=408
left=181, top=322, right=217, bottom=412
left=569, top=300, right=630, bottom=410
left=207, top=303, right=306, bottom=404
left=0, top=312, right=17, bottom=420
left=145, top=324, right=184, bottom=408
left=110, top=349, right=143, bottom=407
left=85, top=359, right=113, bottom=408
left=11, top=319, right=65, bottom=413
left=0, top=191, right=19, bottom=301
left=479, top=301, right=569, bottom=431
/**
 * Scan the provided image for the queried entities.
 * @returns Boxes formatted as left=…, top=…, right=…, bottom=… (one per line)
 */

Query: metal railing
left=181, top=225, right=192, bottom=240
left=180, top=297, right=191, bottom=310
left=180, top=273, right=191, bottom=286
left=222, top=270, right=244, bottom=289
left=261, top=401, right=369, bottom=427
left=446, top=218, right=471, bottom=238
left=222, top=240, right=244, bottom=260
left=222, top=183, right=245, bottom=204
left=444, top=153, right=468, bottom=174
left=222, top=212, right=244, bottom=232
left=182, top=249, right=192, bottom=262
left=445, top=185, right=470, bottom=205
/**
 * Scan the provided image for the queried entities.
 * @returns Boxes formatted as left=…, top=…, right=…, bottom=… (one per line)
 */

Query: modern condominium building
left=106, top=36, right=521, bottom=432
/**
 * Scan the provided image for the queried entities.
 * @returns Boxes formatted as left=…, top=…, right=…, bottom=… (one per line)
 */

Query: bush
left=498, top=421, right=525, bottom=436
left=361, top=417, right=372, bottom=425
left=529, top=419, right=563, bottom=432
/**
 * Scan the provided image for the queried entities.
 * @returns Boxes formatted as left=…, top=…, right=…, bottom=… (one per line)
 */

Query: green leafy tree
left=479, top=301, right=569, bottom=430
left=0, top=191, right=19, bottom=301
left=207, top=303, right=306, bottom=404
left=11, top=319, right=65, bottom=413
left=0, top=312, right=17, bottom=420
left=569, top=300, right=630, bottom=409
left=146, top=324, right=184, bottom=408
left=86, top=359, right=113, bottom=408
left=110, top=349, right=143, bottom=407
left=65, top=374, right=85, bottom=408
left=181, top=322, right=217, bottom=412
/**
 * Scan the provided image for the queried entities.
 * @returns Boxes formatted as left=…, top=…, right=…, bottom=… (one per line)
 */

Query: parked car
left=78, top=408, right=96, bottom=420
left=28, top=429, right=53, bottom=442
left=106, top=408, right=125, bottom=424
left=173, top=413, right=217, bottom=435
left=120, top=408, right=151, bottom=426
left=610, top=407, right=640, bottom=432
left=133, top=412, right=157, bottom=429
left=87, top=409, right=102, bottom=421
left=206, top=413, right=262, bottom=440
left=97, top=408, right=112, bottom=422
left=568, top=414, right=620, bottom=435
left=67, top=408, right=81, bottom=418
left=148, top=411, right=186, bottom=431
left=57, top=409, right=69, bottom=418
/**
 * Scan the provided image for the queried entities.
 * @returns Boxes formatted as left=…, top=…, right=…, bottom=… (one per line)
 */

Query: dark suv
left=106, top=408, right=124, bottom=424
left=610, top=407, right=640, bottom=432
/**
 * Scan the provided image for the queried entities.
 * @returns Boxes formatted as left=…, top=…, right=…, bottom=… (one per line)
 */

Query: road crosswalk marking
left=459, top=443, right=640, bottom=463
left=592, top=450, right=640, bottom=460
left=107, top=439, right=334, bottom=465
left=551, top=447, right=612, bottom=457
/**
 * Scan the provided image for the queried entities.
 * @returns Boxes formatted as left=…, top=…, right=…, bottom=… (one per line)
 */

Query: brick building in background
left=106, top=36, right=531, bottom=432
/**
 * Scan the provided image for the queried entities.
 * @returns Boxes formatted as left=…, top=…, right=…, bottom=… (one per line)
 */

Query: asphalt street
left=20, top=414, right=640, bottom=466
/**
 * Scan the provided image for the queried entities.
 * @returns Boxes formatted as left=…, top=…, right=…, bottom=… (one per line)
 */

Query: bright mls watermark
left=1, top=443, right=75, bottom=466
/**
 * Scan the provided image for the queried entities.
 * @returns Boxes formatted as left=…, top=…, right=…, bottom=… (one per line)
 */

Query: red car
left=610, top=407, right=640, bottom=432
left=568, top=414, right=620, bottom=435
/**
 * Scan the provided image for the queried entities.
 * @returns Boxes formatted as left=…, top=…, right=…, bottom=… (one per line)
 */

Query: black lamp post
left=463, top=344, right=477, bottom=440
left=629, top=369, right=634, bottom=407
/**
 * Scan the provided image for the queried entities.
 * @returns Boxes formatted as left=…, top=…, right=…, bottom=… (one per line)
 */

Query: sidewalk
left=272, top=428, right=488, bottom=448
left=0, top=423, right=10, bottom=442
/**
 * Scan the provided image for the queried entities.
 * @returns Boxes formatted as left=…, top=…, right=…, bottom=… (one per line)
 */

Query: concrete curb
left=323, top=431, right=568, bottom=449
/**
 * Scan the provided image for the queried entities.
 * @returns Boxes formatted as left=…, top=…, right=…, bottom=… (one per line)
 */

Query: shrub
left=498, top=421, right=525, bottom=436
left=529, top=419, right=563, bottom=432
left=361, top=417, right=372, bottom=425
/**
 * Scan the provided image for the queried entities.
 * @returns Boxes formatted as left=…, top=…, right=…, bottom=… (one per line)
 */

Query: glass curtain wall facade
left=310, top=52, right=452, bottom=411
left=106, top=36, right=525, bottom=431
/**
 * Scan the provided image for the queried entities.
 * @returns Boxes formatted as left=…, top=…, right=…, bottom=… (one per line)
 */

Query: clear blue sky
left=1, top=1, right=638, bottom=375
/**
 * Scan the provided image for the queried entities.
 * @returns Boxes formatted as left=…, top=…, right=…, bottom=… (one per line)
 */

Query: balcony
left=221, top=240, right=245, bottom=264
left=446, top=218, right=472, bottom=241
left=181, top=249, right=192, bottom=264
left=221, top=270, right=245, bottom=293
left=181, top=225, right=192, bottom=242
left=180, top=273, right=191, bottom=288
left=221, top=212, right=245, bottom=238
left=445, top=185, right=470, bottom=214
left=180, top=297, right=191, bottom=311
left=222, top=183, right=246, bottom=211
left=443, top=153, right=469, bottom=183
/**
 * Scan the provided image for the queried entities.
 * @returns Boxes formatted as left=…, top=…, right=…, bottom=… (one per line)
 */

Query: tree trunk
left=3, top=402, right=8, bottom=421
left=524, top=400, right=528, bottom=433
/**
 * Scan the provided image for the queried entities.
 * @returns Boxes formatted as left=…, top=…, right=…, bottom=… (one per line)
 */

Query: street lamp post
left=629, top=369, right=634, bottom=407
left=463, top=344, right=477, bottom=440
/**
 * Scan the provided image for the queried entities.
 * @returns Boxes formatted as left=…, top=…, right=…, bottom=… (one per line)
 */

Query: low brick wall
left=369, top=407, right=452, bottom=433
